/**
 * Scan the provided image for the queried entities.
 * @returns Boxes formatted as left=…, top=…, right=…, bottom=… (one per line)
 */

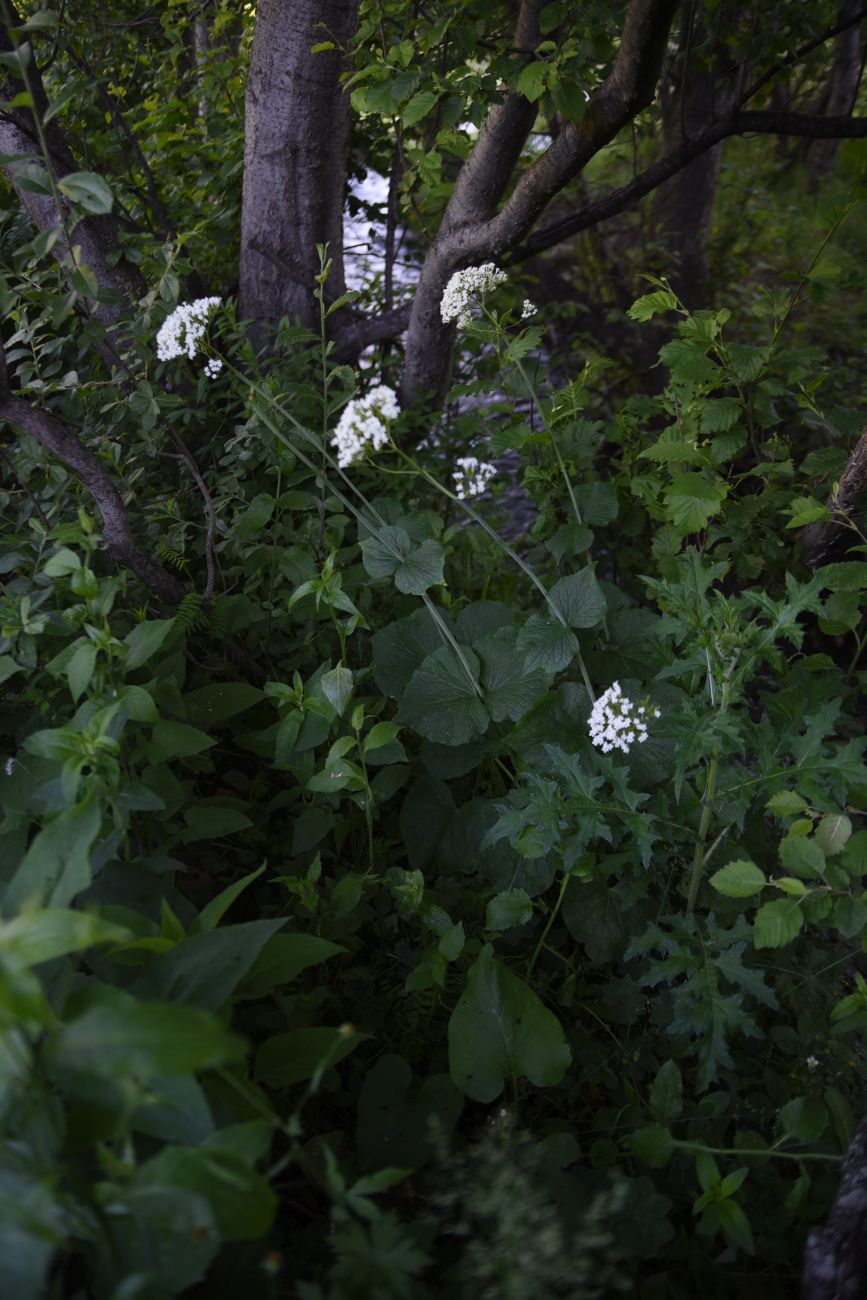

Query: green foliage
left=2, top=16, right=867, bottom=1293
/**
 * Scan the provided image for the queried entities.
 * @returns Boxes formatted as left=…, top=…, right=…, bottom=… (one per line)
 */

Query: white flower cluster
left=806, top=1055, right=820, bottom=1071
left=331, top=384, right=399, bottom=468
left=204, top=358, right=223, bottom=379
left=441, top=263, right=508, bottom=327
left=453, top=455, right=496, bottom=500
left=156, top=297, right=221, bottom=363
left=521, top=299, right=537, bottom=319
left=588, top=682, right=660, bottom=755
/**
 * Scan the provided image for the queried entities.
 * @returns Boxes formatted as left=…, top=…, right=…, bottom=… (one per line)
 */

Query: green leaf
left=448, top=944, right=571, bottom=1101
left=398, top=646, right=488, bottom=745
left=709, top=860, right=766, bottom=899
left=191, top=865, right=266, bottom=933
left=402, top=88, right=437, bottom=126
left=361, top=527, right=444, bottom=595
left=124, top=618, right=174, bottom=670
left=779, top=835, right=826, bottom=879
left=649, top=1060, right=683, bottom=1122
left=700, top=397, right=742, bottom=433
left=255, top=1026, right=366, bottom=1087
left=182, top=682, right=264, bottom=725
left=236, top=932, right=346, bottom=1000
left=477, top=628, right=549, bottom=722
left=814, top=813, right=852, bottom=856
left=516, top=612, right=579, bottom=673
left=627, top=290, right=678, bottom=322
left=320, top=663, right=354, bottom=715
left=716, top=1198, right=754, bottom=1255
left=46, top=985, right=244, bottom=1081
left=2, top=908, right=128, bottom=967
left=371, top=607, right=445, bottom=699
left=753, top=898, right=804, bottom=949
left=147, top=720, right=215, bottom=763
left=5, top=799, right=101, bottom=910
left=181, top=803, right=254, bottom=841
left=485, top=888, right=533, bottom=931
left=57, top=170, right=114, bottom=213
left=133, top=1147, right=276, bottom=1241
left=627, top=1124, right=673, bottom=1167
left=766, top=790, right=808, bottom=817
left=132, top=919, right=286, bottom=1010
left=66, top=640, right=96, bottom=701
left=394, top=538, right=445, bottom=595
left=548, top=566, right=606, bottom=629
left=779, top=1095, right=828, bottom=1144
left=664, top=474, right=727, bottom=533
left=516, top=61, right=548, bottom=102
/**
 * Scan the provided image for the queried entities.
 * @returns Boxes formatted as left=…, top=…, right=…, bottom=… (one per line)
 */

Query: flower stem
left=527, top=872, right=571, bottom=979
left=686, top=752, right=719, bottom=914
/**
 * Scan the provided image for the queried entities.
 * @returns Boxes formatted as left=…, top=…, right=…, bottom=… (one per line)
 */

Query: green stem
left=671, top=1138, right=841, bottom=1165
left=686, top=752, right=719, bottom=914
left=392, top=444, right=596, bottom=701
left=527, top=872, right=571, bottom=979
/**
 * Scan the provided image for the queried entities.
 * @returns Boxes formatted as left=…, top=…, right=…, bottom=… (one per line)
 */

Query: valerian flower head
left=331, top=384, right=399, bottom=468
left=204, top=358, right=223, bottom=379
left=521, top=299, right=537, bottom=319
left=806, top=1055, right=820, bottom=1071
left=453, top=455, right=497, bottom=500
left=441, top=263, right=508, bottom=327
left=156, top=297, right=221, bottom=362
left=588, top=681, right=659, bottom=755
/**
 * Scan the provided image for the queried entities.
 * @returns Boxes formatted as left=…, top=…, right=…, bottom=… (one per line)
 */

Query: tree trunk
left=806, top=0, right=864, bottom=186
left=650, top=11, right=735, bottom=309
left=239, top=0, right=358, bottom=335
left=802, top=1117, right=867, bottom=1299
left=0, top=6, right=142, bottom=328
left=399, top=0, right=680, bottom=409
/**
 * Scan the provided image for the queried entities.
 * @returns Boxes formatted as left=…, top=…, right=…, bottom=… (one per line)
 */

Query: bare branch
left=332, top=303, right=412, bottom=361
left=0, top=348, right=185, bottom=604
left=512, top=111, right=867, bottom=260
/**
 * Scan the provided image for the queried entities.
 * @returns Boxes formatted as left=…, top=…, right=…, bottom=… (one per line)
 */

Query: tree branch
left=511, top=111, right=867, bottom=260
left=800, top=427, right=867, bottom=569
left=0, top=345, right=185, bottom=604
left=331, top=302, right=411, bottom=361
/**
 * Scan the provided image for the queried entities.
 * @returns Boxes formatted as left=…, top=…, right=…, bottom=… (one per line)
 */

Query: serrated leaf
left=779, top=835, right=825, bottom=879
left=628, top=1124, right=673, bottom=1167
left=664, top=474, right=727, bottom=533
left=398, top=646, right=488, bottom=745
left=754, top=898, right=804, bottom=949
left=402, top=88, right=437, bottom=126
left=710, top=860, right=766, bottom=899
left=516, top=612, right=578, bottom=673
left=627, top=289, right=678, bottom=322
left=516, top=61, right=547, bottom=102
left=766, top=790, right=807, bottom=816
left=485, top=888, right=533, bottom=931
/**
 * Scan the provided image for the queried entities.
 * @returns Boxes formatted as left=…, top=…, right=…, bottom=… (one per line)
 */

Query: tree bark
left=239, top=0, right=358, bottom=335
left=802, top=1117, right=867, bottom=1299
left=399, top=0, right=681, bottom=408
left=0, top=4, right=143, bottom=328
left=800, top=427, right=867, bottom=568
left=650, top=9, right=737, bottom=308
left=806, top=0, right=864, bottom=185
